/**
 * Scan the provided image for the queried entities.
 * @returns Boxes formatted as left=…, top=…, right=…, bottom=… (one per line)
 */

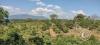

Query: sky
left=0, top=0, right=100, bottom=19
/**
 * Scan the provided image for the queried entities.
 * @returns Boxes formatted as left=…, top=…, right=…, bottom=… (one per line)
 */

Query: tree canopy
left=0, top=7, right=9, bottom=24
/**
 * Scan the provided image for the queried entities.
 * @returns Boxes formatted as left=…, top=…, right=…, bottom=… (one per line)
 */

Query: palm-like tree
left=0, top=7, right=9, bottom=24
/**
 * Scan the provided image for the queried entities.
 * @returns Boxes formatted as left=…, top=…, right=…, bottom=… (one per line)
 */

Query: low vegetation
left=0, top=7, right=100, bottom=45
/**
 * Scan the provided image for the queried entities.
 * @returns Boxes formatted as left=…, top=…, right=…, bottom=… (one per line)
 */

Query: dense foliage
left=0, top=7, right=9, bottom=24
left=0, top=19, right=100, bottom=45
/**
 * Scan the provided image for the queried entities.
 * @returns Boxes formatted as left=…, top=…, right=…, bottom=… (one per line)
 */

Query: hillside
left=9, top=14, right=47, bottom=19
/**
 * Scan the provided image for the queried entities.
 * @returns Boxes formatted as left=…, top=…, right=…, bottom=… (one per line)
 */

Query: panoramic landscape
left=0, top=0, right=100, bottom=45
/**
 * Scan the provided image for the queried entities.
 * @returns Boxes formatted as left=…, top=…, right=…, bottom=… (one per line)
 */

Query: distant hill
left=8, top=14, right=48, bottom=19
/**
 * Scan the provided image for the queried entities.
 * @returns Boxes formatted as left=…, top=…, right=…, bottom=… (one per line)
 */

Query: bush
left=29, top=36, right=44, bottom=45
left=6, top=32, right=26, bottom=45
left=54, top=20, right=69, bottom=33
left=55, top=35, right=81, bottom=45
left=42, top=21, right=51, bottom=31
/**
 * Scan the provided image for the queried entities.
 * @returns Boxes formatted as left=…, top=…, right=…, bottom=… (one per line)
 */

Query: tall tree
left=0, top=7, right=9, bottom=24
left=50, top=14, right=58, bottom=24
left=74, top=14, right=86, bottom=29
left=74, top=14, right=85, bottom=21
left=50, top=14, right=58, bottom=20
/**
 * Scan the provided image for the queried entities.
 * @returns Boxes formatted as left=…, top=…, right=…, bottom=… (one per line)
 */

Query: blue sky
left=0, top=0, right=100, bottom=19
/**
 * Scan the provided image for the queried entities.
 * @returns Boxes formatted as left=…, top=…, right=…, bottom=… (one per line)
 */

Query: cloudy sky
left=0, top=0, right=100, bottom=19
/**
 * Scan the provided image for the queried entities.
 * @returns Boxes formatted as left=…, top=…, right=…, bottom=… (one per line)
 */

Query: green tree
left=0, top=7, right=9, bottom=24
left=50, top=14, right=58, bottom=20
left=74, top=14, right=85, bottom=22
left=74, top=14, right=86, bottom=29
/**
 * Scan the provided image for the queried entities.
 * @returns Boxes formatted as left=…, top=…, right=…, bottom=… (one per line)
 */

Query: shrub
left=6, top=32, right=26, bottom=45
left=42, top=21, right=51, bottom=31
left=55, top=35, right=81, bottom=45
left=29, top=36, right=44, bottom=45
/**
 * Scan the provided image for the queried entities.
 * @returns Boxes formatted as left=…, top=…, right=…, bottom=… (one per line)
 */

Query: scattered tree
left=0, top=7, right=9, bottom=24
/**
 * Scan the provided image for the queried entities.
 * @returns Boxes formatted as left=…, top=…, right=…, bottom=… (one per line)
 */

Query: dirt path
left=49, top=23, right=57, bottom=38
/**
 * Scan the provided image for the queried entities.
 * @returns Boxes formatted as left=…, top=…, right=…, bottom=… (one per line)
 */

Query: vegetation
left=0, top=7, right=100, bottom=45
left=0, top=7, right=9, bottom=24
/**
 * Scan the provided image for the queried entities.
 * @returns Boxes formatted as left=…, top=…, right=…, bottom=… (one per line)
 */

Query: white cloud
left=29, top=0, right=63, bottom=17
left=30, top=7, right=54, bottom=15
left=29, top=0, right=41, bottom=2
left=72, top=10, right=86, bottom=15
left=28, top=0, right=44, bottom=6
left=47, top=4, right=61, bottom=9
left=47, top=4, right=54, bottom=8
left=54, top=5, right=61, bottom=9
left=29, top=0, right=63, bottom=16
left=0, top=5, right=62, bottom=16
left=29, top=1, right=68, bottom=19
left=36, top=1, right=46, bottom=6
left=30, top=6, right=67, bottom=19
left=0, top=5, right=75, bottom=19
left=0, top=5, right=28, bottom=15
left=0, top=0, right=73, bottom=19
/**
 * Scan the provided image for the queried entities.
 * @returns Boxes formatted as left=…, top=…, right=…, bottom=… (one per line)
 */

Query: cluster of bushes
left=73, top=14, right=100, bottom=30
left=0, top=21, right=52, bottom=45
left=0, top=32, right=26, bottom=45
left=0, top=19, right=100, bottom=45
left=49, top=14, right=100, bottom=34
left=1, top=28, right=100, bottom=45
